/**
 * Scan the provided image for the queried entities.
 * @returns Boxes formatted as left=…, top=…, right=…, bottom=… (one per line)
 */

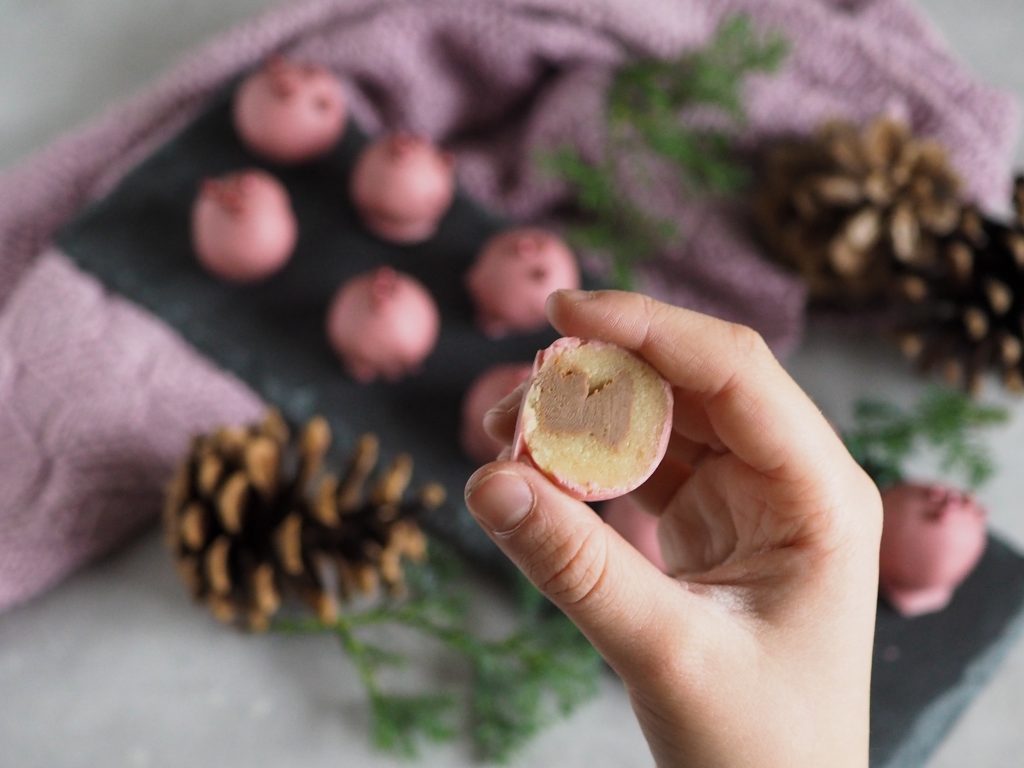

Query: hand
left=464, top=290, right=881, bottom=768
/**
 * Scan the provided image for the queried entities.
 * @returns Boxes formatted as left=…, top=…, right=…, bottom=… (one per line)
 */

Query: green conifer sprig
left=540, top=149, right=674, bottom=289
left=274, top=545, right=601, bottom=763
left=843, top=388, right=1008, bottom=489
left=543, top=16, right=787, bottom=289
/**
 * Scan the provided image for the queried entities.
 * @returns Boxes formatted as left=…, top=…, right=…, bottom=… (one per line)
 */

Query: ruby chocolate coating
left=233, top=55, right=347, bottom=164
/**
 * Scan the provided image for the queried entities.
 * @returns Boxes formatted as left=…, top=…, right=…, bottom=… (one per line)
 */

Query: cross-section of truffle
left=512, top=337, right=672, bottom=501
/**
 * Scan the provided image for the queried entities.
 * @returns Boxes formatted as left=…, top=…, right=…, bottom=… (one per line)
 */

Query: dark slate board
left=872, top=535, right=1024, bottom=767
left=56, top=86, right=598, bottom=573
left=56, top=84, right=1024, bottom=767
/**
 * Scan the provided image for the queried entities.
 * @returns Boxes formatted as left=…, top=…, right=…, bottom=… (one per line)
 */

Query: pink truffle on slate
left=326, top=267, right=440, bottom=383
left=233, top=55, right=347, bottom=164
left=879, top=483, right=987, bottom=617
left=191, top=169, right=297, bottom=283
left=461, top=363, right=533, bottom=464
left=350, top=133, right=455, bottom=244
left=466, top=228, right=580, bottom=337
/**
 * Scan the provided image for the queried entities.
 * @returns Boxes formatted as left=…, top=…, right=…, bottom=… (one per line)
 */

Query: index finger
left=545, top=289, right=844, bottom=483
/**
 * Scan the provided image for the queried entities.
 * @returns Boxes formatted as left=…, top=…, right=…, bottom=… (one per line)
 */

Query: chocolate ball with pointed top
left=460, top=363, right=532, bottom=464
left=191, top=169, right=297, bottom=282
left=466, top=228, right=580, bottom=337
left=879, top=482, right=986, bottom=617
left=350, top=133, right=456, bottom=244
left=233, top=55, right=347, bottom=164
left=325, top=267, right=440, bottom=383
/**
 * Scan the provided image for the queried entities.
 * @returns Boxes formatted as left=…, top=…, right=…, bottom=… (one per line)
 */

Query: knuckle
left=637, top=293, right=662, bottom=322
left=631, top=294, right=660, bottom=349
left=727, top=322, right=770, bottom=361
left=633, top=295, right=680, bottom=361
left=848, top=466, right=884, bottom=541
left=537, top=525, right=610, bottom=608
left=811, top=459, right=885, bottom=552
left=641, top=294, right=673, bottom=338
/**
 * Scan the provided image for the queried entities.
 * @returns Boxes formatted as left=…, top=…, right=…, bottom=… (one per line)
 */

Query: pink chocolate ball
left=466, top=228, right=580, bottom=337
left=460, top=363, right=532, bottom=464
left=350, top=133, right=455, bottom=244
left=233, top=55, right=347, bottom=164
left=191, top=169, right=297, bottom=283
left=879, top=483, right=987, bottom=617
left=326, top=267, right=440, bottom=382
left=602, top=496, right=666, bottom=572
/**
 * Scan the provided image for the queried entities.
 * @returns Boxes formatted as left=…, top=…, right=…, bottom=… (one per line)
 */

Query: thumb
left=465, top=461, right=692, bottom=679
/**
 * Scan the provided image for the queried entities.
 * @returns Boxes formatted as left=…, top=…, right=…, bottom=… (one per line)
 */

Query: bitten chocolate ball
left=233, top=55, right=347, bottom=164
left=191, top=169, right=297, bottom=283
left=512, top=337, right=673, bottom=501
left=350, top=133, right=455, bottom=244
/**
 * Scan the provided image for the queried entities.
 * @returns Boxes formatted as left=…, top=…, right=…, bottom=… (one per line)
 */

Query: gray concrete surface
left=1, top=1, right=1023, bottom=765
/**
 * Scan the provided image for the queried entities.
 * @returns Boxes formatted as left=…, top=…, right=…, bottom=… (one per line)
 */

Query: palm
left=653, top=451, right=823, bottom=581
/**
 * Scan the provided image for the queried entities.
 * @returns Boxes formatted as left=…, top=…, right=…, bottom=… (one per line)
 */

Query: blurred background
left=2, top=1, right=1023, bottom=766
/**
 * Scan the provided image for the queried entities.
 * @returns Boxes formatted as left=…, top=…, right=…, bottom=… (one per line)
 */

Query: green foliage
left=370, top=694, right=459, bottom=758
left=540, top=149, right=674, bottom=290
left=607, top=15, right=787, bottom=186
left=843, top=388, right=1008, bottom=489
left=466, top=591, right=600, bottom=761
left=542, top=15, right=787, bottom=288
left=274, top=545, right=601, bottom=763
left=623, top=15, right=789, bottom=121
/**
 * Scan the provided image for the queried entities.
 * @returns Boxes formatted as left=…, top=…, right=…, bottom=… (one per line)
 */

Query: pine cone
left=895, top=177, right=1024, bottom=393
left=754, top=117, right=962, bottom=304
left=163, top=411, right=445, bottom=631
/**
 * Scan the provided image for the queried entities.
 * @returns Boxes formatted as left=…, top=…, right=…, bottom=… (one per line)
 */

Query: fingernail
left=556, top=288, right=594, bottom=302
left=484, top=396, right=518, bottom=421
left=546, top=289, right=593, bottom=318
left=482, top=407, right=505, bottom=434
left=465, top=470, right=535, bottom=534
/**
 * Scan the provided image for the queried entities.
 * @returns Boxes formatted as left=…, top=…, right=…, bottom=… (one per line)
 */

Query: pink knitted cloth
left=0, top=0, right=1017, bottom=612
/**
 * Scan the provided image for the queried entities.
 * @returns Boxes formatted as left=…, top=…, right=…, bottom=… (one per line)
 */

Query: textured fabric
left=0, top=0, right=1018, bottom=611
left=0, top=253, right=265, bottom=611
